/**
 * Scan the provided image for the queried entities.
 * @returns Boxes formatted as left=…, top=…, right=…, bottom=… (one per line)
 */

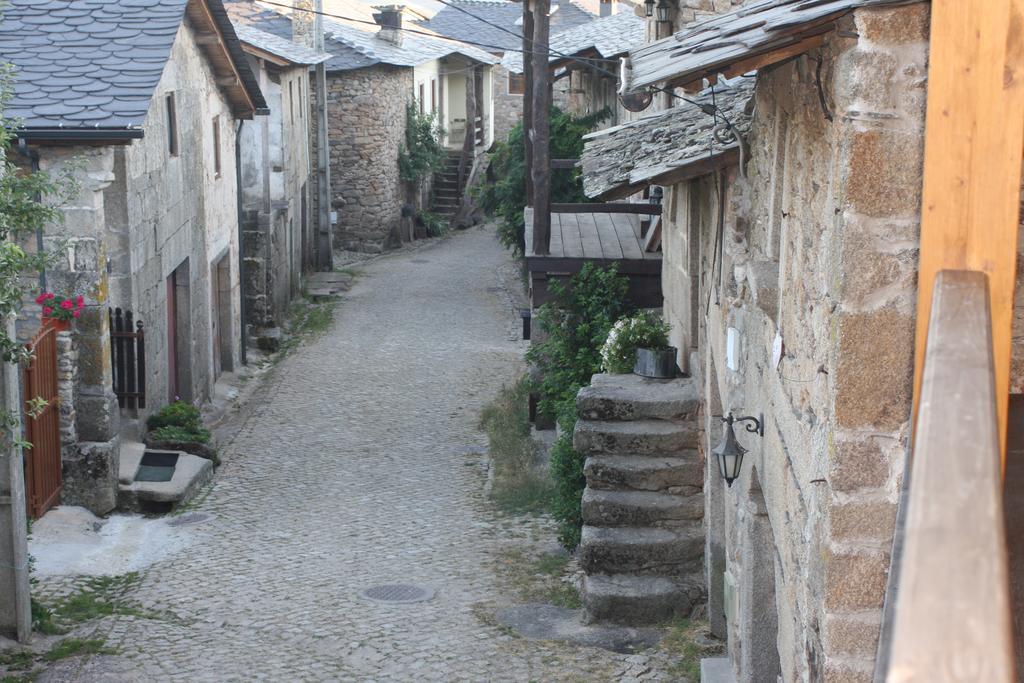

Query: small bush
left=480, top=377, right=552, bottom=514
left=549, top=401, right=585, bottom=549
left=146, top=401, right=202, bottom=432
left=418, top=211, right=448, bottom=238
left=148, top=425, right=211, bottom=445
left=601, top=310, right=672, bottom=374
left=399, top=104, right=445, bottom=184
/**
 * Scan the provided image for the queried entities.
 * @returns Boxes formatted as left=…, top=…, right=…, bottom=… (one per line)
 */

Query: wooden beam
left=551, top=202, right=662, bottom=215
left=522, top=1, right=534, bottom=207
left=913, top=0, right=1024, bottom=461
left=668, top=34, right=827, bottom=91
left=194, top=33, right=221, bottom=45
left=531, top=0, right=552, bottom=256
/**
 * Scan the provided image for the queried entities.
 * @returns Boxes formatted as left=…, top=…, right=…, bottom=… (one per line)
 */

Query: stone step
left=583, top=574, right=703, bottom=626
left=579, top=525, right=704, bottom=576
left=577, top=373, right=700, bottom=422
left=582, top=488, right=703, bottom=527
left=584, top=454, right=703, bottom=492
left=574, top=419, right=697, bottom=456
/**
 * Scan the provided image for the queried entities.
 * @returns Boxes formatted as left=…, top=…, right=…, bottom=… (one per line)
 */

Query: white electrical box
left=727, top=327, right=740, bottom=372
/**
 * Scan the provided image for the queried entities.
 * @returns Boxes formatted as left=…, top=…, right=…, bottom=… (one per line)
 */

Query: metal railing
left=876, top=270, right=1016, bottom=682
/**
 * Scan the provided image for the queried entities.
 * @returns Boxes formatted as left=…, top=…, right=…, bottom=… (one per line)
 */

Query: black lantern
left=712, top=413, right=763, bottom=487
left=655, top=0, right=671, bottom=23
left=644, top=0, right=655, bottom=17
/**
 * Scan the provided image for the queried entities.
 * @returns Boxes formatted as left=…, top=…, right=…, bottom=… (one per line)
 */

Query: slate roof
left=503, top=9, right=643, bottom=73
left=580, top=77, right=754, bottom=199
left=416, top=0, right=597, bottom=57
left=234, top=23, right=331, bottom=64
left=627, top=0, right=918, bottom=91
left=0, top=0, right=267, bottom=140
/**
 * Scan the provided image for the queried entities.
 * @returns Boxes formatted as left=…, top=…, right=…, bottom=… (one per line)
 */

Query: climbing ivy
left=398, top=103, right=445, bottom=184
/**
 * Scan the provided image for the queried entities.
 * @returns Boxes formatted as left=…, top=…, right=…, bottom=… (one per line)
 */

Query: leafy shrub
left=549, top=402, right=585, bottom=549
left=418, top=211, right=448, bottom=238
left=399, top=103, right=445, bottom=184
left=149, top=425, right=211, bottom=445
left=526, top=262, right=632, bottom=420
left=600, top=310, right=672, bottom=374
left=146, top=401, right=202, bottom=432
left=478, top=106, right=610, bottom=255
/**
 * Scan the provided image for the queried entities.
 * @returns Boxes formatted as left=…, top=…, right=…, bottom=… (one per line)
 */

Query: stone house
left=417, top=0, right=599, bottom=143
left=3, top=0, right=267, bottom=513
left=502, top=6, right=643, bottom=127
left=574, top=0, right=967, bottom=680
left=231, top=21, right=330, bottom=339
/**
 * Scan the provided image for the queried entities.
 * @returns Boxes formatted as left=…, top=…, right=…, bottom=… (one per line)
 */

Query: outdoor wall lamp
left=644, top=0, right=655, bottom=17
left=712, top=413, right=763, bottom=488
left=655, top=0, right=671, bottom=23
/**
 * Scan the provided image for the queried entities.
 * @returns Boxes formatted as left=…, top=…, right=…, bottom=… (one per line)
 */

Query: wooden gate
left=22, top=323, right=61, bottom=519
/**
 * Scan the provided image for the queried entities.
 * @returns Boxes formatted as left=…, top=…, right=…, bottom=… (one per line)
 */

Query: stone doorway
left=211, top=253, right=233, bottom=379
left=167, top=259, right=192, bottom=403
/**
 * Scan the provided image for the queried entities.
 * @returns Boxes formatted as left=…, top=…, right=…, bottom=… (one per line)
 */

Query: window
left=419, top=83, right=425, bottom=114
left=299, top=78, right=304, bottom=119
left=212, top=115, right=221, bottom=177
left=431, top=79, right=437, bottom=113
left=289, top=80, right=295, bottom=124
left=166, top=92, right=178, bottom=156
left=507, top=72, right=525, bottom=96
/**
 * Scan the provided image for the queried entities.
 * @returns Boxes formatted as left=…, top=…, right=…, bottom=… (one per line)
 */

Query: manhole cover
left=166, top=513, right=211, bottom=527
left=361, top=584, right=434, bottom=603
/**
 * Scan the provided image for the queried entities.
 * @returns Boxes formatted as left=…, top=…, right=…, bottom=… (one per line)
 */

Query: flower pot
left=43, top=317, right=71, bottom=332
left=633, top=346, right=677, bottom=379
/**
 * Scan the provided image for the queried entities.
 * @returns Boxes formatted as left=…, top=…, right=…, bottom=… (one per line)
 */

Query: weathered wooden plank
left=560, top=211, right=585, bottom=259
left=885, top=270, right=1015, bottom=683
left=913, top=0, right=1024, bottom=458
left=524, top=207, right=535, bottom=256
left=593, top=213, right=624, bottom=260
left=611, top=212, right=644, bottom=260
left=549, top=213, right=565, bottom=258
left=551, top=159, right=579, bottom=169
left=576, top=212, right=604, bottom=259
left=525, top=256, right=662, bottom=276
left=643, top=216, right=662, bottom=254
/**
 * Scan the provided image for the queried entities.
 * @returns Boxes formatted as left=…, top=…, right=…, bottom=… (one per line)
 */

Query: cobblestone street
left=36, top=226, right=673, bottom=682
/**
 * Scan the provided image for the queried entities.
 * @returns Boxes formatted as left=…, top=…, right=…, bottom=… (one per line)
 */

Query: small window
left=507, top=72, right=525, bottom=96
left=431, top=79, right=437, bottom=114
left=299, top=78, right=304, bottom=119
left=212, top=115, right=221, bottom=177
left=289, top=80, right=295, bottom=124
left=166, top=92, right=178, bottom=156
left=419, top=83, right=425, bottom=114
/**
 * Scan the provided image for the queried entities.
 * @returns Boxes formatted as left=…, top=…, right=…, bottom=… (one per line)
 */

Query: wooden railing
left=876, top=270, right=1016, bottom=682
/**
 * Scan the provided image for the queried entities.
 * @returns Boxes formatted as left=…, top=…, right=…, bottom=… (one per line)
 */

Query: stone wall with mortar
left=316, top=65, right=413, bottom=253
left=658, top=4, right=929, bottom=681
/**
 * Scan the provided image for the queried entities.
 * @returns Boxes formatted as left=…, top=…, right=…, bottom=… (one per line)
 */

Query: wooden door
left=22, top=324, right=61, bottom=519
left=167, top=271, right=178, bottom=401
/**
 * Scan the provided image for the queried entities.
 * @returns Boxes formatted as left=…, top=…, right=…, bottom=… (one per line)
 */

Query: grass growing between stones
left=273, top=296, right=340, bottom=358
left=659, top=618, right=724, bottom=681
left=41, top=638, right=115, bottom=662
left=0, top=637, right=116, bottom=681
left=479, top=377, right=553, bottom=514
left=496, top=548, right=581, bottom=610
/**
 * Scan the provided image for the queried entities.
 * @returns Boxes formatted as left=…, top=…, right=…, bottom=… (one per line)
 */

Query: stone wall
left=318, top=65, right=413, bottom=253
left=659, top=4, right=929, bottom=681
left=492, top=63, right=523, bottom=144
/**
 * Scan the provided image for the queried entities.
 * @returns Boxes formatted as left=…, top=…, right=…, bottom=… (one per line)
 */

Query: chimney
left=292, top=0, right=315, bottom=48
left=373, top=5, right=404, bottom=46
left=599, top=0, right=615, bottom=17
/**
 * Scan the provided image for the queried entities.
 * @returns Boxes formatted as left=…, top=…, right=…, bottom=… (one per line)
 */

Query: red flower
left=72, top=310, right=81, bottom=319
left=60, top=299, right=73, bottom=310
left=42, top=307, right=53, bottom=316
left=35, top=293, right=48, bottom=305
left=45, top=292, right=55, bottom=300
left=76, top=295, right=84, bottom=307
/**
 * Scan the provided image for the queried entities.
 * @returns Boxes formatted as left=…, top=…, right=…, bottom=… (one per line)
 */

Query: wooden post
left=913, top=0, right=1024, bottom=460
left=522, top=0, right=534, bottom=207
left=530, top=0, right=551, bottom=255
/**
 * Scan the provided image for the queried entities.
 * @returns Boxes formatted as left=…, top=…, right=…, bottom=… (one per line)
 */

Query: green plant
left=148, top=425, right=211, bottom=445
left=661, top=618, right=724, bottom=680
left=600, top=310, right=672, bottom=374
left=418, top=211, right=448, bottom=238
left=41, top=638, right=115, bottom=663
left=549, top=404, right=586, bottom=550
left=146, top=401, right=202, bottom=432
left=477, top=106, right=610, bottom=255
left=399, top=103, right=445, bottom=184
left=526, top=262, right=632, bottom=419
left=479, top=377, right=552, bottom=514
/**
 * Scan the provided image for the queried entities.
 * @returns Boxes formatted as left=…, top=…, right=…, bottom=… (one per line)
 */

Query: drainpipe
left=15, top=138, right=46, bottom=292
left=235, top=121, right=248, bottom=366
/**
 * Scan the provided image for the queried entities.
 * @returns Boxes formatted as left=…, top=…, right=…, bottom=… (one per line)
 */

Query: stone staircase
left=574, top=373, right=706, bottom=625
left=431, top=151, right=464, bottom=219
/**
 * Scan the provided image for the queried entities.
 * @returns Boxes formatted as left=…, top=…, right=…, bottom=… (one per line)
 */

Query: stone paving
left=35, top=226, right=679, bottom=682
